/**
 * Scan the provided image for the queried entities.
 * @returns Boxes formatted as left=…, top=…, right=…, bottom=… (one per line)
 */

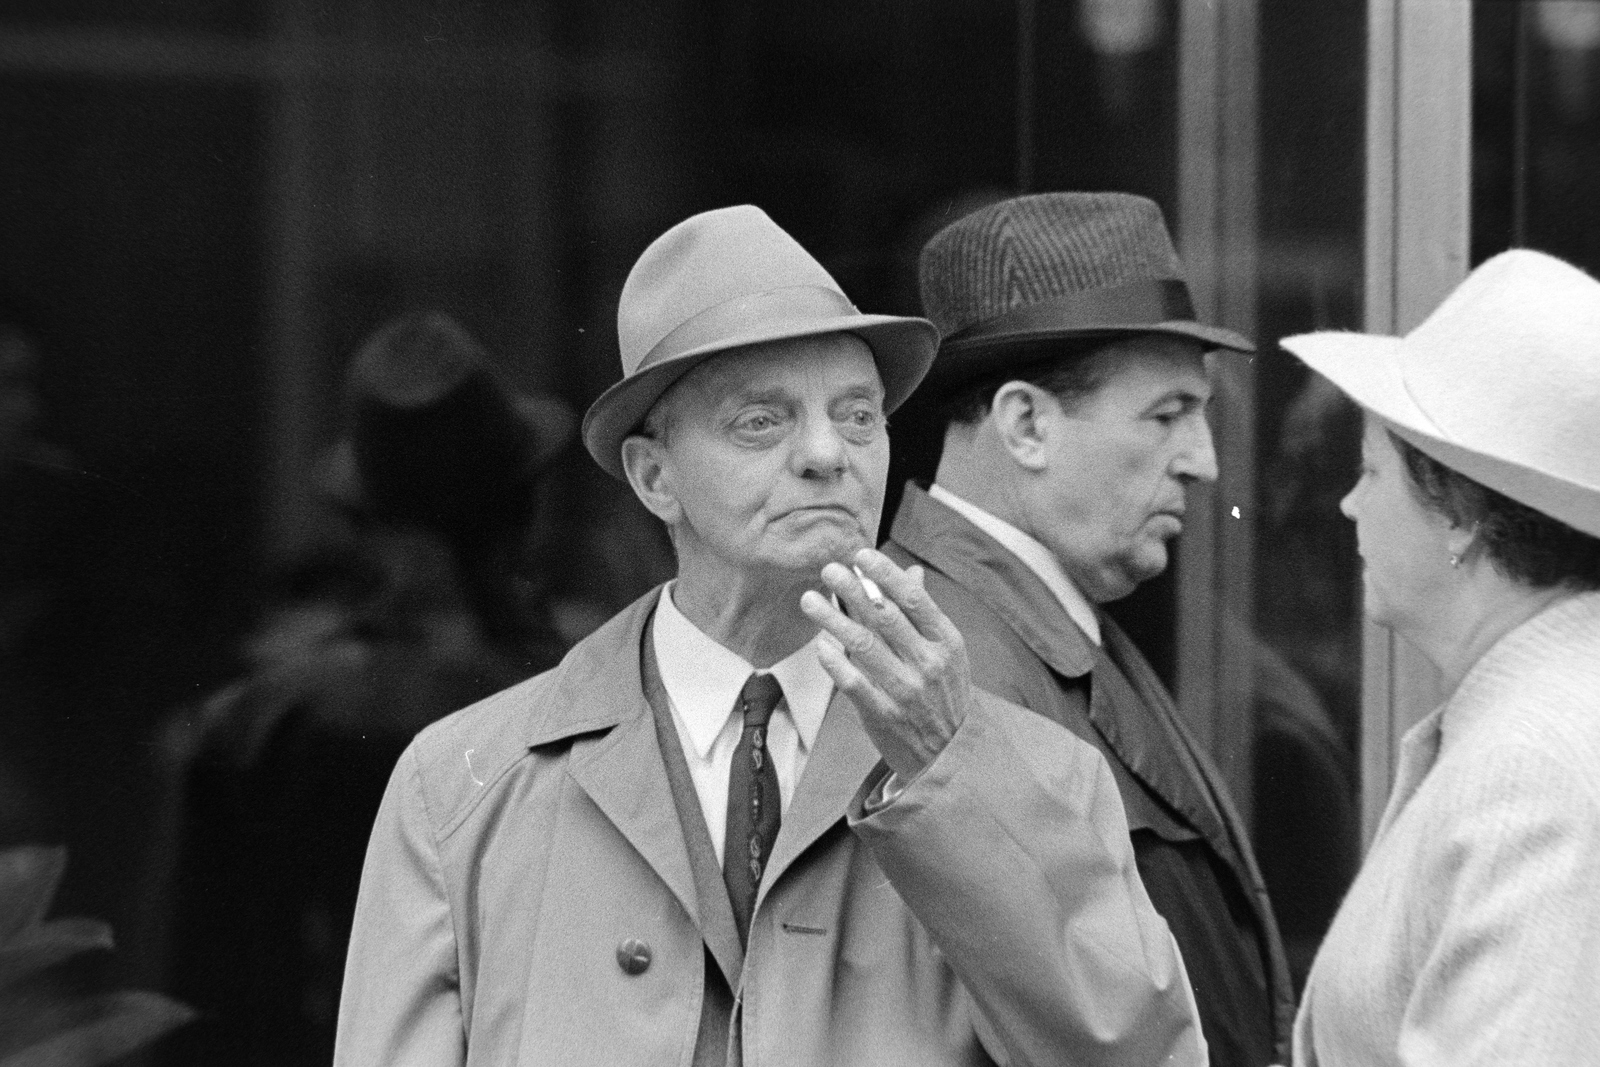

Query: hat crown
left=617, top=205, right=846, bottom=375
left=1403, top=249, right=1600, bottom=489
left=918, top=192, right=1184, bottom=339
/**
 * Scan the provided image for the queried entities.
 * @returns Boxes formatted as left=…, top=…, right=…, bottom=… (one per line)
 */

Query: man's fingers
left=814, top=629, right=888, bottom=709
left=852, top=549, right=962, bottom=649
left=818, top=562, right=928, bottom=664
left=801, top=588, right=921, bottom=696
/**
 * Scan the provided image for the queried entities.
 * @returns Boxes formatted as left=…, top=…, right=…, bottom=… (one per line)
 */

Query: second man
left=890, top=191, right=1294, bottom=1067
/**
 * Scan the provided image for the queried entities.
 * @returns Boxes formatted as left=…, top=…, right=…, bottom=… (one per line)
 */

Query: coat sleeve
left=849, top=689, right=1207, bottom=1067
left=334, top=744, right=466, bottom=1067
left=1394, top=737, right=1600, bottom=1065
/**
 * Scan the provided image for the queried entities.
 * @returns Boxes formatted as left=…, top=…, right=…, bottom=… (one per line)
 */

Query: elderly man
left=334, top=205, right=1205, bottom=1066
left=887, top=192, right=1295, bottom=1067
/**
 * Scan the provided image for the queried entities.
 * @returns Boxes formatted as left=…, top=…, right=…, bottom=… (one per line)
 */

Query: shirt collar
left=652, top=583, right=833, bottom=758
left=929, top=483, right=1101, bottom=645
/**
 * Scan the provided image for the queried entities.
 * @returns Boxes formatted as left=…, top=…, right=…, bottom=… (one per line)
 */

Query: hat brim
left=1281, top=330, right=1600, bottom=538
left=582, top=312, right=938, bottom=480
left=922, top=320, right=1254, bottom=395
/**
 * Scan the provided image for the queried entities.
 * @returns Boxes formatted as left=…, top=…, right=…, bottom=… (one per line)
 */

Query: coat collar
left=523, top=590, right=660, bottom=749
left=535, top=592, right=702, bottom=929
left=892, top=485, right=1234, bottom=851
left=528, top=587, right=881, bottom=958
left=890, top=483, right=1097, bottom=680
left=1092, top=617, right=1234, bottom=853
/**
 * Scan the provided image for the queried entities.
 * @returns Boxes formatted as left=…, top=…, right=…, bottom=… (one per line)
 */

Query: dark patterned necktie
left=723, top=672, right=784, bottom=946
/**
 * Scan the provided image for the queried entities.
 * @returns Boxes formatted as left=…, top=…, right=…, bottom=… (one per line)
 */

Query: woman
left=1279, top=248, right=1600, bottom=1065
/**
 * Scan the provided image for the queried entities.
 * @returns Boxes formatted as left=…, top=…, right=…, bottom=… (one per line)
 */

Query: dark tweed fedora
left=918, top=192, right=1253, bottom=391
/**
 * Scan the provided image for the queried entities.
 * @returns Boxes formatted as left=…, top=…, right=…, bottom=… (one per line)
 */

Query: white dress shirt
left=929, top=483, right=1101, bottom=645
left=652, top=583, right=834, bottom=865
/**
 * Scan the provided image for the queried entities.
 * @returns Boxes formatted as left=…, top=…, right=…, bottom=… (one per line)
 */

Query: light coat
left=334, top=588, right=1206, bottom=1066
left=1294, top=592, right=1600, bottom=1066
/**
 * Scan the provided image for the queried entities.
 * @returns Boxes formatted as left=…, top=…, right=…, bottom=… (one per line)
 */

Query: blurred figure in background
left=0, top=305, right=79, bottom=846
left=153, top=311, right=574, bottom=1067
left=2, top=304, right=196, bottom=1066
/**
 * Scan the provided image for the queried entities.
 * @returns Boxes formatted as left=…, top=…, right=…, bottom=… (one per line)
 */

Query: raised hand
left=800, top=548, right=975, bottom=780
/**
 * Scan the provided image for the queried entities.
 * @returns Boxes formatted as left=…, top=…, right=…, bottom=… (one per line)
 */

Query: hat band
left=944, top=278, right=1196, bottom=347
left=632, top=285, right=859, bottom=375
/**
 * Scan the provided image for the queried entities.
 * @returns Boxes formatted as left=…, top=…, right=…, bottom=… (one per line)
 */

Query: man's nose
left=792, top=415, right=848, bottom=476
left=1172, top=415, right=1219, bottom=484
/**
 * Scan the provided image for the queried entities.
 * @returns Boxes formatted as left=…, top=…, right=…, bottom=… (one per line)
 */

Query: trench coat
left=334, top=587, right=1207, bottom=1066
left=1293, top=592, right=1600, bottom=1065
left=885, top=484, right=1295, bottom=1067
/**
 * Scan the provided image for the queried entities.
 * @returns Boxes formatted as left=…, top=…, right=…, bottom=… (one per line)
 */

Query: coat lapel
left=892, top=485, right=1230, bottom=852
left=639, top=612, right=746, bottom=985
left=890, top=484, right=1097, bottom=683
left=533, top=594, right=702, bottom=934
left=757, top=690, right=880, bottom=910
left=1088, top=622, right=1234, bottom=856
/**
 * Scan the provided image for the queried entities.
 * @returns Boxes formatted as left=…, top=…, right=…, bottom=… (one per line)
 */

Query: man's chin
left=1092, top=546, right=1171, bottom=603
left=792, top=531, right=872, bottom=573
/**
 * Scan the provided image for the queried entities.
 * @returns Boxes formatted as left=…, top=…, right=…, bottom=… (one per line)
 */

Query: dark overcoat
left=886, top=483, right=1296, bottom=1067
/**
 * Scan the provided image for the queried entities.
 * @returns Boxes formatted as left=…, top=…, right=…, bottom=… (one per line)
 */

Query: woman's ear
left=990, top=381, right=1051, bottom=472
left=620, top=435, right=682, bottom=527
left=1445, top=519, right=1483, bottom=570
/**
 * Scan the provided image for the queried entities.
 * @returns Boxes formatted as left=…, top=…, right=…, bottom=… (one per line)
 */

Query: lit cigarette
left=853, top=565, right=886, bottom=608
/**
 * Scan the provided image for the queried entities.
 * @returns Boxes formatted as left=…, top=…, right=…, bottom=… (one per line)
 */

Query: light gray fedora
left=582, top=205, right=939, bottom=479
left=1281, top=248, right=1600, bottom=538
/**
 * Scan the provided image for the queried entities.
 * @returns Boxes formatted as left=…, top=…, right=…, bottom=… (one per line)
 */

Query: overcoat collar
left=1093, top=617, right=1235, bottom=858
left=523, top=588, right=880, bottom=965
left=530, top=593, right=702, bottom=936
left=890, top=484, right=1230, bottom=847
left=890, top=483, right=1097, bottom=681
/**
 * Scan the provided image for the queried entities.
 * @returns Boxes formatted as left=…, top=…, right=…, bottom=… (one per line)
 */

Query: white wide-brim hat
left=583, top=205, right=939, bottom=480
left=1279, top=248, right=1600, bottom=538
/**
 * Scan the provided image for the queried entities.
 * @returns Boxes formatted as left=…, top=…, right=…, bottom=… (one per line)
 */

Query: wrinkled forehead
left=668, top=331, right=883, bottom=413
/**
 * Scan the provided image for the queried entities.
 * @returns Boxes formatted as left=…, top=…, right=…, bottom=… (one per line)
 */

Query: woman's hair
left=1389, top=431, right=1600, bottom=591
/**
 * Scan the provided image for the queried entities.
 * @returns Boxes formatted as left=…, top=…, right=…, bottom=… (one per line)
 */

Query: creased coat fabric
left=886, top=484, right=1294, bottom=1067
left=1294, top=592, right=1600, bottom=1066
left=334, top=587, right=1206, bottom=1067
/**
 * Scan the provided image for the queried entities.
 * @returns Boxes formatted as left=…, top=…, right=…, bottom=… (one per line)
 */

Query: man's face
left=639, top=333, right=889, bottom=584
left=1027, top=336, right=1217, bottom=603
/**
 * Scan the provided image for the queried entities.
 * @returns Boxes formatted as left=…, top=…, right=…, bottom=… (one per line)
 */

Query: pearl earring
left=1449, top=552, right=1462, bottom=568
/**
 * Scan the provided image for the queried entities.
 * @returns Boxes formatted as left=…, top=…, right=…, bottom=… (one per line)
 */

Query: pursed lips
left=779, top=503, right=863, bottom=528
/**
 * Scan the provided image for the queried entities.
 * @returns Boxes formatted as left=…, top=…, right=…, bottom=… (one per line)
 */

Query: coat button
left=617, top=938, right=652, bottom=976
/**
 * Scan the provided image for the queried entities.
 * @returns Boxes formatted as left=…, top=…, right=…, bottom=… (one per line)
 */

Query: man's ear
left=990, top=381, right=1051, bottom=472
left=620, top=435, right=682, bottom=526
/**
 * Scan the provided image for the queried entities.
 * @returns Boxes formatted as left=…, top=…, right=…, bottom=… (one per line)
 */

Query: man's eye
left=735, top=412, right=781, bottom=433
left=838, top=406, right=882, bottom=436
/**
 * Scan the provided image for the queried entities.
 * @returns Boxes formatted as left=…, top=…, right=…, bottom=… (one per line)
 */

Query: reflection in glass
left=1247, top=0, right=1366, bottom=991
